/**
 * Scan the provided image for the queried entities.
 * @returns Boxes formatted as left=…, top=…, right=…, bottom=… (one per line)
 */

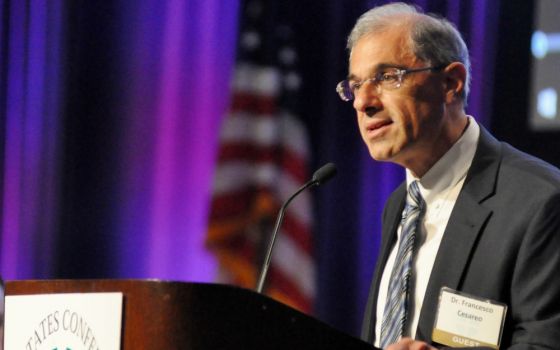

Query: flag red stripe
left=209, top=232, right=257, bottom=262
left=231, top=92, right=277, bottom=115
left=217, top=142, right=307, bottom=182
left=210, top=187, right=276, bottom=221
left=268, top=266, right=312, bottom=311
left=282, top=212, right=313, bottom=252
left=210, top=189, right=312, bottom=253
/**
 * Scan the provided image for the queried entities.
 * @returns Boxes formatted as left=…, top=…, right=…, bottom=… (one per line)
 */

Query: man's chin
left=368, top=143, right=406, bottom=164
left=368, top=150, right=394, bottom=162
left=366, top=140, right=397, bottom=161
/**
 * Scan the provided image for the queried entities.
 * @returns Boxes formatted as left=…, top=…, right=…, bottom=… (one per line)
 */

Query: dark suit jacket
left=362, top=127, right=560, bottom=349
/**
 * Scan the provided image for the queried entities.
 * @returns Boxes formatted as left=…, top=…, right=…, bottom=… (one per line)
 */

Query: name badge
left=432, top=287, right=507, bottom=349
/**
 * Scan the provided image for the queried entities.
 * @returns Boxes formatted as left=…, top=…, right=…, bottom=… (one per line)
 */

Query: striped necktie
left=380, top=180, right=425, bottom=348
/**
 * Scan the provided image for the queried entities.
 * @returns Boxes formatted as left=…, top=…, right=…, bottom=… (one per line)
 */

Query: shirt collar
left=406, top=116, right=480, bottom=202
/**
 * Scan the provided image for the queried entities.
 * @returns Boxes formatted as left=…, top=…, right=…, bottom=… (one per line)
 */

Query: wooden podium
left=4, top=280, right=373, bottom=349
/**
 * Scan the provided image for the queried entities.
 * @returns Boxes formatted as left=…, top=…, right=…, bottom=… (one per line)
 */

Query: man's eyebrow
left=376, top=63, right=406, bottom=70
left=347, top=63, right=405, bottom=80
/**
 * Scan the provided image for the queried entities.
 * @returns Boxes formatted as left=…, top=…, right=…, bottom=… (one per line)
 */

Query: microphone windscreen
left=312, top=163, right=337, bottom=185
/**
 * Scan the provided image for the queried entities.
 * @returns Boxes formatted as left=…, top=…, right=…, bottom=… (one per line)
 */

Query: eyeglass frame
left=336, top=64, right=447, bottom=102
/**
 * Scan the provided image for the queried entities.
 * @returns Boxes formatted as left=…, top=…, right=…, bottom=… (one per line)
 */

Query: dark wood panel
left=5, top=280, right=373, bottom=350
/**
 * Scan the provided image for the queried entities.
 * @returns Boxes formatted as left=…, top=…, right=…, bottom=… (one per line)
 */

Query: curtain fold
left=1, top=0, right=239, bottom=280
left=114, top=0, right=239, bottom=280
left=0, top=0, right=64, bottom=279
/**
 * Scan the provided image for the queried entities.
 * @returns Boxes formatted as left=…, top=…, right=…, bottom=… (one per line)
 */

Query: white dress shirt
left=374, top=117, right=480, bottom=347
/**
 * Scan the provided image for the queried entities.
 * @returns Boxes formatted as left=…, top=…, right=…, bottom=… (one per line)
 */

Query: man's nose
left=352, top=82, right=381, bottom=112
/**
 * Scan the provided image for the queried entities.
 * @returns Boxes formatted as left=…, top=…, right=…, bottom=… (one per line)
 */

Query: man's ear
left=443, top=62, right=467, bottom=104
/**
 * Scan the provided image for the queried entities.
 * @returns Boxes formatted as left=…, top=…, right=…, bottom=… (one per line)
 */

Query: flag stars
left=246, top=0, right=263, bottom=19
left=284, top=71, right=301, bottom=91
left=279, top=47, right=297, bottom=65
left=241, top=31, right=261, bottom=51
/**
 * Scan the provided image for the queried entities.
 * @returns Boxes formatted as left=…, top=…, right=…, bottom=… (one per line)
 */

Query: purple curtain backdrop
left=0, top=0, right=240, bottom=281
left=1, top=0, right=511, bottom=339
left=113, top=0, right=240, bottom=280
left=0, top=0, right=65, bottom=278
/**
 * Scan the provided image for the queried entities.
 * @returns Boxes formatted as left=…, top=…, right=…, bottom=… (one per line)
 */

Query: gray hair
left=347, top=2, right=471, bottom=101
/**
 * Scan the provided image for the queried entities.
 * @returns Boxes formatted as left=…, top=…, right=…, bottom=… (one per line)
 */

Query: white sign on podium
left=3, top=293, right=122, bottom=350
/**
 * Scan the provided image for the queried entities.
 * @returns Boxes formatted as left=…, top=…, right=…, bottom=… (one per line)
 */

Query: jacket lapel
left=362, top=182, right=406, bottom=342
left=378, top=183, right=407, bottom=284
left=415, top=127, right=502, bottom=341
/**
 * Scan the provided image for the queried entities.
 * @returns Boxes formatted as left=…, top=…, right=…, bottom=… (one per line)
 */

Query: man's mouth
left=366, top=119, right=393, bottom=137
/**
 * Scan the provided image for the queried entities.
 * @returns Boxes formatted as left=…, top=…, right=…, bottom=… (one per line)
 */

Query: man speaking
left=336, top=2, right=560, bottom=349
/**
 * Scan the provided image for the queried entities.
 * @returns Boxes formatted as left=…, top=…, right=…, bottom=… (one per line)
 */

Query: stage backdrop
left=0, top=0, right=239, bottom=280
left=1, top=0, right=537, bottom=338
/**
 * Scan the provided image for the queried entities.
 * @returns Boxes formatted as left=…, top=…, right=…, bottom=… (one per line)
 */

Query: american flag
left=207, top=0, right=315, bottom=313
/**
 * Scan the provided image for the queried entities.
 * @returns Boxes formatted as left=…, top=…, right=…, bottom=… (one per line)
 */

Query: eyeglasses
left=336, top=64, right=446, bottom=102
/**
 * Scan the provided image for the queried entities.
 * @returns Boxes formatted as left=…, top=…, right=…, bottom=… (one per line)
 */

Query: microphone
left=255, top=163, right=337, bottom=293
